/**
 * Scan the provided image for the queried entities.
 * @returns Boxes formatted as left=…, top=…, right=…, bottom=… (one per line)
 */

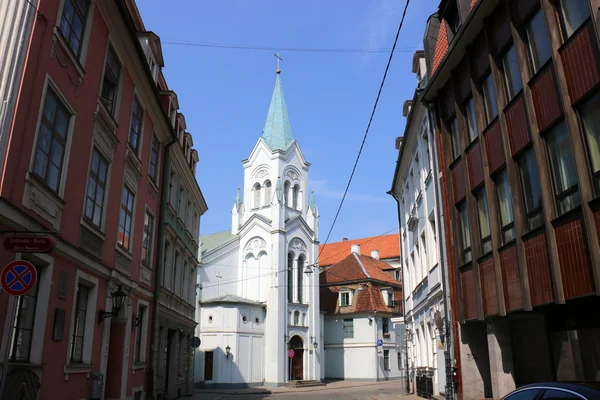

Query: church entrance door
left=289, top=336, right=304, bottom=381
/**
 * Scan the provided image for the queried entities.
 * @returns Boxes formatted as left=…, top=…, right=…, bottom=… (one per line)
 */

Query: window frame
left=517, top=148, right=544, bottom=231
left=495, top=170, right=516, bottom=244
left=449, top=117, right=461, bottom=160
left=501, top=44, right=523, bottom=102
left=57, top=0, right=91, bottom=58
left=383, top=350, right=391, bottom=370
left=524, top=8, right=553, bottom=75
left=99, top=45, right=122, bottom=116
left=481, top=72, right=498, bottom=125
left=545, top=121, right=581, bottom=215
left=118, top=185, right=136, bottom=251
left=66, top=270, right=98, bottom=367
left=464, top=96, right=479, bottom=143
left=10, top=265, right=40, bottom=362
left=128, top=95, right=144, bottom=155
left=32, top=88, right=72, bottom=194
left=84, top=148, right=109, bottom=229
left=70, top=283, right=90, bottom=364
left=141, top=209, right=155, bottom=266
left=134, top=301, right=148, bottom=364
left=555, top=0, right=591, bottom=41
left=287, top=252, right=294, bottom=303
left=340, top=291, right=350, bottom=307
left=458, top=202, right=472, bottom=264
left=343, top=318, right=354, bottom=338
left=579, top=92, right=600, bottom=194
left=149, top=134, right=160, bottom=184
left=476, top=188, right=493, bottom=255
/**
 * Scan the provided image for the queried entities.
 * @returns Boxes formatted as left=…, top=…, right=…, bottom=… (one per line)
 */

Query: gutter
left=146, top=138, right=177, bottom=398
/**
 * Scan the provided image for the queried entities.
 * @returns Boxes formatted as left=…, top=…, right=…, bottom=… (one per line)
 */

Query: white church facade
left=194, top=69, right=323, bottom=388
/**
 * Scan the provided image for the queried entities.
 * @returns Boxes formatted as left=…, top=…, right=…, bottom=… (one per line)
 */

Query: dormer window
left=382, top=288, right=394, bottom=307
left=445, top=1, right=461, bottom=37
left=339, top=289, right=353, bottom=306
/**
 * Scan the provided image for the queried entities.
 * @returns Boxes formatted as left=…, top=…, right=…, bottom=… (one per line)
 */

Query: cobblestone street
left=193, top=381, right=419, bottom=400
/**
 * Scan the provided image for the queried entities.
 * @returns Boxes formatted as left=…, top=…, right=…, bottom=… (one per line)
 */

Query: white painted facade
left=324, top=315, right=402, bottom=381
left=0, top=0, right=38, bottom=171
left=195, top=73, right=322, bottom=387
left=394, top=53, right=446, bottom=396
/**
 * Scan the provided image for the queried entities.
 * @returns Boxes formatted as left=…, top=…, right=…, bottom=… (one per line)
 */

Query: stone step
left=285, top=380, right=325, bottom=388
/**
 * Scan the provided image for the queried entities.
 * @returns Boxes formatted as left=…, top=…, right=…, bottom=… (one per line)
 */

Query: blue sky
left=138, top=0, right=438, bottom=243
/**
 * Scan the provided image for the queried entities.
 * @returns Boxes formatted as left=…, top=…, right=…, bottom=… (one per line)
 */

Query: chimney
left=343, top=238, right=348, bottom=242
left=351, top=244, right=361, bottom=255
left=371, top=250, right=380, bottom=260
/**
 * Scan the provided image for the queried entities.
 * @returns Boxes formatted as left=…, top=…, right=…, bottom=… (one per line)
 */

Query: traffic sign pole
left=0, top=298, right=18, bottom=400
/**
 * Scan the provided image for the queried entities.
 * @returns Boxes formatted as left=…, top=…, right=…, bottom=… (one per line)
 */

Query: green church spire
left=261, top=70, right=294, bottom=151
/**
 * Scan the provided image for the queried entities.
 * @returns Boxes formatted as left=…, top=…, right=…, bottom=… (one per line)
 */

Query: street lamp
left=98, top=286, right=127, bottom=324
left=225, top=345, right=231, bottom=359
left=311, top=336, right=318, bottom=349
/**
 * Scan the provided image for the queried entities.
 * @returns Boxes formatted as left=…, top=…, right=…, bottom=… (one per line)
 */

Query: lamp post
left=225, top=345, right=231, bottom=359
left=98, top=286, right=127, bottom=324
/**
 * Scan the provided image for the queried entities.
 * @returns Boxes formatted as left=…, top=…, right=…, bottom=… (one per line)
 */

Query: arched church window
left=284, top=181, right=291, bottom=206
left=287, top=252, right=294, bottom=303
left=293, top=185, right=300, bottom=209
left=301, top=312, right=306, bottom=326
left=294, top=311, right=300, bottom=326
left=297, top=255, right=305, bottom=304
left=264, top=180, right=272, bottom=206
left=253, top=183, right=261, bottom=209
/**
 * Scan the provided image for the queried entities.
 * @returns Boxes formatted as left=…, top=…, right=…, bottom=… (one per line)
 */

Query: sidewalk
left=370, top=395, right=421, bottom=400
left=195, top=379, right=402, bottom=395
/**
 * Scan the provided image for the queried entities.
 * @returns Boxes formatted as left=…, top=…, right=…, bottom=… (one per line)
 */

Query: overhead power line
left=161, top=40, right=419, bottom=54
left=315, top=0, right=412, bottom=266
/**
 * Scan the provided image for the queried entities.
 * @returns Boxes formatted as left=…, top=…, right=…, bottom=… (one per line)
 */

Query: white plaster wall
left=199, top=242, right=239, bottom=300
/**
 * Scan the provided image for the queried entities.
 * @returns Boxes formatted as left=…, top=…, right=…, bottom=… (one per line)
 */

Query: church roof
left=200, top=294, right=265, bottom=307
left=318, top=234, right=400, bottom=267
left=261, top=73, right=294, bottom=151
left=201, top=230, right=237, bottom=255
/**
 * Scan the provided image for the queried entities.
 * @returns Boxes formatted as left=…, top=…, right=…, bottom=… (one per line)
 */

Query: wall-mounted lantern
left=98, top=286, right=127, bottom=324
left=225, top=345, right=231, bottom=359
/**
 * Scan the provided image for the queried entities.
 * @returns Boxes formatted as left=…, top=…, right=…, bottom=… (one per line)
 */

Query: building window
left=134, top=304, right=146, bottom=363
left=10, top=265, right=39, bottom=361
left=33, top=89, right=71, bottom=193
left=149, top=134, right=159, bottom=183
left=525, top=9, right=552, bottom=74
left=449, top=117, right=461, bottom=160
left=142, top=211, right=154, bottom=265
left=581, top=93, right=600, bottom=193
left=100, top=46, right=121, bottom=114
left=384, top=350, right=390, bottom=370
left=84, top=148, right=109, bottom=228
left=383, top=317, right=390, bottom=336
left=178, top=187, right=185, bottom=218
left=481, top=73, right=498, bottom=124
left=173, top=251, right=179, bottom=294
left=458, top=203, right=472, bottom=263
left=516, top=151, right=543, bottom=232
left=118, top=186, right=135, bottom=250
left=294, top=311, right=300, bottom=326
left=546, top=121, right=581, bottom=215
left=555, top=0, right=590, bottom=40
left=287, top=253, right=294, bottom=303
left=387, top=291, right=394, bottom=307
left=495, top=170, right=516, bottom=244
left=395, top=269, right=400, bottom=281
left=70, top=283, right=90, bottom=363
left=168, top=172, right=176, bottom=205
left=284, top=181, right=290, bottom=206
left=398, top=352, right=402, bottom=369
left=253, top=183, right=261, bottom=209
left=501, top=45, right=523, bottom=101
left=476, top=188, right=492, bottom=255
left=293, top=184, right=300, bottom=209
left=445, top=0, right=461, bottom=36
left=58, top=0, right=89, bottom=57
left=297, top=255, right=304, bottom=304
left=264, top=180, right=272, bottom=206
left=128, top=96, right=144, bottom=153
left=465, top=96, right=478, bottom=143
left=340, top=292, right=350, bottom=306
left=343, top=319, right=354, bottom=338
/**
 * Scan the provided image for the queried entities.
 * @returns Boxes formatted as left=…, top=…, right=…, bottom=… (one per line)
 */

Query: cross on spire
left=274, top=52, right=283, bottom=74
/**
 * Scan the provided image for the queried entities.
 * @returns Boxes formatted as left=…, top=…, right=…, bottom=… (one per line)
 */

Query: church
left=194, top=67, right=324, bottom=388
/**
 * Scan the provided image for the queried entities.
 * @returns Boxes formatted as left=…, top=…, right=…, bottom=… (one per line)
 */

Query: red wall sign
left=4, top=236, right=55, bottom=253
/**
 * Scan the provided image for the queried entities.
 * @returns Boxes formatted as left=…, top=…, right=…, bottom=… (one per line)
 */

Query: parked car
left=502, top=382, right=600, bottom=399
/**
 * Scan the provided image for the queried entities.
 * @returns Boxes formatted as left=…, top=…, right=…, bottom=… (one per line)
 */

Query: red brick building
left=421, top=0, right=600, bottom=398
left=0, top=1, right=201, bottom=399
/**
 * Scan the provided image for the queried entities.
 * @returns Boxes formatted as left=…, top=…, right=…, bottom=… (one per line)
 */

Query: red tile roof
left=432, top=19, right=449, bottom=74
left=321, top=252, right=400, bottom=286
left=320, top=284, right=403, bottom=315
left=318, top=234, right=400, bottom=267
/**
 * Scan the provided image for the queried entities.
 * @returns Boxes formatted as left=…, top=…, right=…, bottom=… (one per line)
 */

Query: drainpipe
left=374, top=310, right=379, bottom=382
left=147, top=138, right=177, bottom=399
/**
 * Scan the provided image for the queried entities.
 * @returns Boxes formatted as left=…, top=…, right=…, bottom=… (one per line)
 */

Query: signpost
left=4, top=236, right=54, bottom=253
left=190, top=337, right=201, bottom=349
left=0, top=260, right=38, bottom=400
left=377, top=339, right=383, bottom=346
left=288, top=349, right=295, bottom=358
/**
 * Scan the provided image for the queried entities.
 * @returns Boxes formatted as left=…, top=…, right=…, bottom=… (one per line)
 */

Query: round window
left=242, top=315, right=248, bottom=323
left=255, top=317, right=260, bottom=324
left=208, top=315, right=213, bottom=323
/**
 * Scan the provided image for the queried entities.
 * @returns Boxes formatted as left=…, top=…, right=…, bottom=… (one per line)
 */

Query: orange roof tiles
left=432, top=19, right=449, bottom=74
left=318, top=234, right=400, bottom=267
left=321, top=253, right=400, bottom=286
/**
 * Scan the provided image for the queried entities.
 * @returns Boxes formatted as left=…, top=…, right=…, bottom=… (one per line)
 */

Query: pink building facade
left=0, top=1, right=202, bottom=399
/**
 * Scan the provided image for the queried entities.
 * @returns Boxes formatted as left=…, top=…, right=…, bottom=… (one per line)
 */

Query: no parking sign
left=1, top=260, right=37, bottom=296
